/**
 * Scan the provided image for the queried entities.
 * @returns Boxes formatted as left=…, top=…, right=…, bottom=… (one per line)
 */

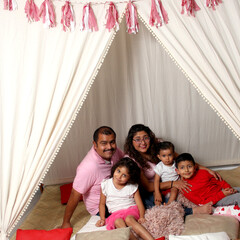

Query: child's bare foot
left=165, top=200, right=174, bottom=205
left=193, top=202, right=213, bottom=214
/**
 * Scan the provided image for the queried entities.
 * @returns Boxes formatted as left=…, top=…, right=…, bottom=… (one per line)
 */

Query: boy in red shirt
left=175, top=153, right=240, bottom=206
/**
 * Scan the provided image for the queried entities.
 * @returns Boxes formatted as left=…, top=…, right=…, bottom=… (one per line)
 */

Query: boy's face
left=176, top=160, right=196, bottom=179
left=157, top=148, right=174, bottom=167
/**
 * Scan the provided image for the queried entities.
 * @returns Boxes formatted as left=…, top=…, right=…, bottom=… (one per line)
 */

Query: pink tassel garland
left=80, top=3, right=98, bottom=32
left=149, top=0, right=168, bottom=28
left=39, top=0, right=56, bottom=28
left=125, top=1, right=139, bottom=34
left=61, top=1, right=75, bottom=32
left=105, top=2, right=119, bottom=32
left=206, top=0, right=222, bottom=10
left=25, top=0, right=40, bottom=22
left=4, top=0, right=18, bottom=11
left=181, top=0, right=200, bottom=17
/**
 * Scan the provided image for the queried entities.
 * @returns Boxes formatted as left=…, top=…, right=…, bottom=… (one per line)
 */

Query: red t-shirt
left=183, top=169, right=231, bottom=205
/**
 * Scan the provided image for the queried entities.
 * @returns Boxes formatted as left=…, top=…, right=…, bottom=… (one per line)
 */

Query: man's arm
left=61, top=188, right=82, bottom=229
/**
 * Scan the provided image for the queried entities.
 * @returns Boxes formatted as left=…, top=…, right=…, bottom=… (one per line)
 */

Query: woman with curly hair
left=124, top=124, right=218, bottom=215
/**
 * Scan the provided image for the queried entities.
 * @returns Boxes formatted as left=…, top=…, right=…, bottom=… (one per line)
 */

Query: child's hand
left=222, top=188, right=236, bottom=196
left=154, top=193, right=162, bottom=206
left=228, top=188, right=238, bottom=194
left=95, top=219, right=105, bottom=227
left=138, top=217, right=146, bottom=224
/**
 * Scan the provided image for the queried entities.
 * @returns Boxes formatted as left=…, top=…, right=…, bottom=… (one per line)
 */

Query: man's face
left=93, top=133, right=117, bottom=161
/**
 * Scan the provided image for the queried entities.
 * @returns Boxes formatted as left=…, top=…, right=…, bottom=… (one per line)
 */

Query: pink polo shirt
left=73, top=146, right=124, bottom=215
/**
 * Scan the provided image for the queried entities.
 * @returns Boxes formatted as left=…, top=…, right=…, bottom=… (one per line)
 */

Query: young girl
left=96, top=157, right=155, bottom=240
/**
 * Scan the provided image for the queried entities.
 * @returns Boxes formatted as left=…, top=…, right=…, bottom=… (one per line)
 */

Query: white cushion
left=169, top=232, right=230, bottom=240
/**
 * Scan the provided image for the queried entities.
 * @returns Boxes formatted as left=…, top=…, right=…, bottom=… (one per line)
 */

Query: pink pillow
left=213, top=205, right=240, bottom=221
left=60, top=182, right=83, bottom=204
left=16, top=228, right=73, bottom=240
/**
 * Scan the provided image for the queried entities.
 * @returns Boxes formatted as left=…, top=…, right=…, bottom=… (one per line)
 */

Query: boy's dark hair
left=175, top=153, right=195, bottom=169
left=111, top=157, right=140, bottom=184
left=156, top=141, right=175, bottom=154
left=93, top=126, right=116, bottom=143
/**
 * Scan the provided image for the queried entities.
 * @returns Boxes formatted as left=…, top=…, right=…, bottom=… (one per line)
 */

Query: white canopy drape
left=0, top=0, right=239, bottom=239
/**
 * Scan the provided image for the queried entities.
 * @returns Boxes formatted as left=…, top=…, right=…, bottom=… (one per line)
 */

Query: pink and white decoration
left=181, top=0, right=201, bottom=16
left=105, top=2, right=119, bottom=32
left=3, top=0, right=225, bottom=32
left=3, top=0, right=17, bottom=10
left=125, top=1, right=139, bottom=34
left=149, top=0, right=168, bottom=28
left=80, top=3, right=98, bottom=32
left=39, top=0, right=56, bottom=28
left=24, top=0, right=40, bottom=22
left=213, top=205, right=240, bottom=221
left=206, top=0, right=222, bottom=10
left=61, top=1, right=75, bottom=32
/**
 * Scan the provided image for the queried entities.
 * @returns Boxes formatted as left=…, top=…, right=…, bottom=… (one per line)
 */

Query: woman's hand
left=95, top=219, right=105, bottom=227
left=173, top=180, right=192, bottom=193
left=207, top=169, right=222, bottom=181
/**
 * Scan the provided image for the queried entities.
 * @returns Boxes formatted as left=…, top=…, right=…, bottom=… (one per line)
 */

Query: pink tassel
left=181, top=0, right=200, bottom=17
left=61, top=1, right=75, bottom=32
left=125, top=1, right=139, bottom=34
left=4, top=0, right=18, bottom=10
left=39, top=0, right=56, bottom=28
left=25, top=0, right=39, bottom=22
left=206, top=0, right=222, bottom=10
left=149, top=0, right=168, bottom=28
left=80, top=3, right=98, bottom=32
left=105, top=2, right=119, bottom=32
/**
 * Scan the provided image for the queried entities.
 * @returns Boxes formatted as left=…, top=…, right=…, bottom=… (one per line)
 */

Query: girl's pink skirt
left=106, top=205, right=140, bottom=230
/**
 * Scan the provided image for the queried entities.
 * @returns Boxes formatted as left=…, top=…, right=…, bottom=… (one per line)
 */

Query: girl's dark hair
left=124, top=124, right=159, bottom=169
left=111, top=157, right=140, bottom=184
left=175, top=153, right=195, bottom=169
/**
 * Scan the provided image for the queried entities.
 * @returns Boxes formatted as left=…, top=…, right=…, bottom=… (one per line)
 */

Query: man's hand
left=61, top=222, right=72, bottom=229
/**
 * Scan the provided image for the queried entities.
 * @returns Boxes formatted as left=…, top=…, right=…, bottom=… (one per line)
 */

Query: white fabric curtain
left=0, top=0, right=239, bottom=239
left=138, top=0, right=240, bottom=138
left=0, top=1, right=126, bottom=239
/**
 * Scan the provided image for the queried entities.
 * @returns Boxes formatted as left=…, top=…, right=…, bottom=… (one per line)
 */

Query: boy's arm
left=154, top=174, right=162, bottom=205
left=95, top=190, right=106, bottom=227
left=134, top=189, right=146, bottom=223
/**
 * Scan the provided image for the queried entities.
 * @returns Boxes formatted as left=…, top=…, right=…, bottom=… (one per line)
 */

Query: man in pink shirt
left=61, top=126, right=124, bottom=229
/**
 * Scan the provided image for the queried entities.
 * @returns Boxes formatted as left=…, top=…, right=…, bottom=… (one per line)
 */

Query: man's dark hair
left=93, top=126, right=116, bottom=143
left=175, top=153, right=195, bottom=169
